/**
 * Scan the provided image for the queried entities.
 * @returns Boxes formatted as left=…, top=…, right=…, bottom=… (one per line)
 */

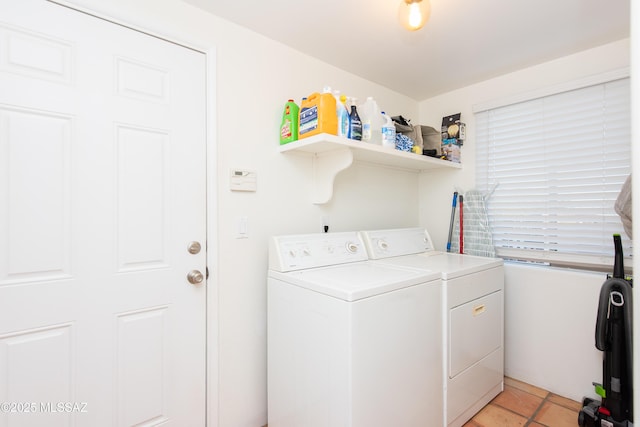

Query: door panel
left=0, top=1, right=207, bottom=426
left=0, top=324, right=74, bottom=427
left=1, top=106, right=72, bottom=284
left=116, top=125, right=169, bottom=271
left=116, top=306, right=170, bottom=426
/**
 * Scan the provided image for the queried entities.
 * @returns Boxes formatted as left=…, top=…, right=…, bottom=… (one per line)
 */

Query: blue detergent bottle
left=333, top=90, right=349, bottom=138
left=349, top=102, right=362, bottom=141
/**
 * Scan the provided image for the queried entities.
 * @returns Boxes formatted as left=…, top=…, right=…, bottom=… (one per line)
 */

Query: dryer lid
left=414, top=252, right=503, bottom=279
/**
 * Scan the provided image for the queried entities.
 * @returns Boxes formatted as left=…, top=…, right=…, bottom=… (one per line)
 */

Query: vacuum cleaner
left=579, top=234, right=633, bottom=427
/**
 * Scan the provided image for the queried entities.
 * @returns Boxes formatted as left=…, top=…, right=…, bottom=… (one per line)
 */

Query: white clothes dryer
left=267, top=231, right=443, bottom=427
left=359, top=228, right=504, bottom=427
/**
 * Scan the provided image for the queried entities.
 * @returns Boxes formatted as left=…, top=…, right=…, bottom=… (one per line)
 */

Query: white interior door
left=0, top=1, right=207, bottom=426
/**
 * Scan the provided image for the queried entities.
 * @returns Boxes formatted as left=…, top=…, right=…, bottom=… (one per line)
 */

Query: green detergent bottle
left=280, top=99, right=299, bottom=144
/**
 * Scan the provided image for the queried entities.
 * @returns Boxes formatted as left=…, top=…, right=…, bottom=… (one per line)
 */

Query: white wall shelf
left=279, top=133, right=461, bottom=204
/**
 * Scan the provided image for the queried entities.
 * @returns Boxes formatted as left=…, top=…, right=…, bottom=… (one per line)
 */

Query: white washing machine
left=359, top=228, right=504, bottom=427
left=267, top=231, right=443, bottom=427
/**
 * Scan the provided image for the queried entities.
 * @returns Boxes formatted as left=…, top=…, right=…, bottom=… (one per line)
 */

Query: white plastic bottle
left=381, top=112, right=396, bottom=149
left=359, top=97, right=383, bottom=144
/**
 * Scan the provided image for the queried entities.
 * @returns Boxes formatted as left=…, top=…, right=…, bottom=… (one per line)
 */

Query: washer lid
left=269, top=261, right=440, bottom=301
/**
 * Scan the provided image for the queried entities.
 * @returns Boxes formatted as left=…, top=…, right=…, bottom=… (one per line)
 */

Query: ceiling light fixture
left=398, top=0, right=431, bottom=31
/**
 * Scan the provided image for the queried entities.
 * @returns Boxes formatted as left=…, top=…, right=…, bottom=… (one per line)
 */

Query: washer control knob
left=346, top=242, right=359, bottom=253
left=377, top=240, right=389, bottom=251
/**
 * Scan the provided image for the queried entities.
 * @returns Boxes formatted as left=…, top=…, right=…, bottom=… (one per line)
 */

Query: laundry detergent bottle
left=280, top=99, right=299, bottom=145
left=299, top=90, right=338, bottom=139
left=333, top=90, right=350, bottom=138
left=349, top=102, right=362, bottom=141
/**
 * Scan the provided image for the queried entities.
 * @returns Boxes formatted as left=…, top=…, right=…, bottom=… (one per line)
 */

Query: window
left=475, top=75, right=631, bottom=270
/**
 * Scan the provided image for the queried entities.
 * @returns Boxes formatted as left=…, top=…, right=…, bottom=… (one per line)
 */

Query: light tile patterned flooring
left=464, top=377, right=582, bottom=427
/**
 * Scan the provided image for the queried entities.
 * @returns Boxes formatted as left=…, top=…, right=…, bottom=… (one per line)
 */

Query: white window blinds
left=475, top=77, right=631, bottom=269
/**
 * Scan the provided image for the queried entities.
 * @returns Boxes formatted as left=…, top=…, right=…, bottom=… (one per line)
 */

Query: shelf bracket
left=311, top=148, right=353, bottom=204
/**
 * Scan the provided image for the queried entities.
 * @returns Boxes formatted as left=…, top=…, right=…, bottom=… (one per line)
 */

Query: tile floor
left=464, top=377, right=582, bottom=427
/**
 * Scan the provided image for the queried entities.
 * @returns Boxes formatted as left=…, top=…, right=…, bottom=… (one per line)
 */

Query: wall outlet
left=321, top=215, right=329, bottom=233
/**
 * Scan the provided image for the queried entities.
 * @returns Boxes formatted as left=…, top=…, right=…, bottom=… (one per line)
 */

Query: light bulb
left=408, top=3, right=422, bottom=28
left=398, top=0, right=431, bottom=31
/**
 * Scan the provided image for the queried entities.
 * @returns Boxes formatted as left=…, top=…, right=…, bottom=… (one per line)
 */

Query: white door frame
left=48, top=1, right=220, bottom=425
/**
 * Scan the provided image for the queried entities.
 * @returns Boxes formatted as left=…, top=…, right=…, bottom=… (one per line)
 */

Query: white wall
left=60, top=1, right=422, bottom=426
left=503, top=263, right=605, bottom=401
left=417, top=39, right=631, bottom=402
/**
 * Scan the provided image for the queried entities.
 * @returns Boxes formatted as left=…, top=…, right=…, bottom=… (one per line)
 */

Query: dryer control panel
left=360, top=228, right=435, bottom=259
left=269, top=232, right=368, bottom=272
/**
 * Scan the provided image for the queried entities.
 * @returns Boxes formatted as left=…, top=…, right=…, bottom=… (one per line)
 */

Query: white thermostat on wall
left=229, top=169, right=257, bottom=192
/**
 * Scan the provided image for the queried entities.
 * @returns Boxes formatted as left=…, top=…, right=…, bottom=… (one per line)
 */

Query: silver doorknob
left=187, top=241, right=202, bottom=255
left=187, top=270, right=204, bottom=285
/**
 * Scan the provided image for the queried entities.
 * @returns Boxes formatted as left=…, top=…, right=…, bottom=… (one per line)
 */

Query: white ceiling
left=182, top=0, right=630, bottom=101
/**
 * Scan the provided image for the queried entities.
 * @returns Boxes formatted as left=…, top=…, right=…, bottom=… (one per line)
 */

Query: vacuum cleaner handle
left=613, top=233, right=624, bottom=279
